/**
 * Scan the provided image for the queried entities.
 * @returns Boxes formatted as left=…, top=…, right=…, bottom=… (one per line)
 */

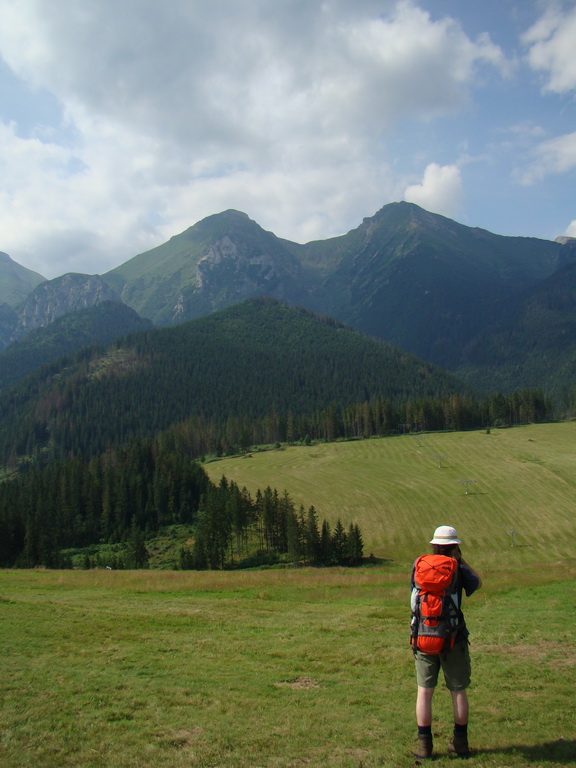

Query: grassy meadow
left=1, top=422, right=575, bottom=767
left=0, top=565, right=574, bottom=768
left=204, top=422, right=576, bottom=569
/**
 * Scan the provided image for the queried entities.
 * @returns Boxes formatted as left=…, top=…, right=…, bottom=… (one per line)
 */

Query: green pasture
left=0, top=566, right=574, bottom=768
left=204, top=423, right=576, bottom=568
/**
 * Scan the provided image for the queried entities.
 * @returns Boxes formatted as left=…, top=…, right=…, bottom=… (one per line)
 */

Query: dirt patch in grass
left=476, top=641, right=573, bottom=665
left=157, top=727, right=203, bottom=748
left=274, top=676, right=321, bottom=689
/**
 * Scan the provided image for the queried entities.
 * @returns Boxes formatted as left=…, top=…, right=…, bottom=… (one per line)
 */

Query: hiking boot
left=413, top=733, right=433, bottom=761
left=448, top=733, right=470, bottom=758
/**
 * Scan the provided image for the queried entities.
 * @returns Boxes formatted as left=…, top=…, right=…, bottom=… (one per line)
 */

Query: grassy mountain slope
left=297, top=202, right=568, bottom=367
left=104, top=210, right=312, bottom=325
left=204, top=421, right=576, bottom=566
left=0, top=297, right=467, bottom=464
left=0, top=301, right=153, bottom=391
left=0, top=252, right=45, bottom=307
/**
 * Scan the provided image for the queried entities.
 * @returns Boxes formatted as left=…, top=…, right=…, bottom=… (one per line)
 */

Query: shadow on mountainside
left=475, top=739, right=575, bottom=764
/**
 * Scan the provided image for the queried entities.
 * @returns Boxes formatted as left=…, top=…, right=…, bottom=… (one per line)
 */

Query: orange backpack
left=410, top=554, right=463, bottom=655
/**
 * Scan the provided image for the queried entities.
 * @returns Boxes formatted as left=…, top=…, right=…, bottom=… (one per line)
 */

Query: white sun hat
left=430, top=525, right=462, bottom=545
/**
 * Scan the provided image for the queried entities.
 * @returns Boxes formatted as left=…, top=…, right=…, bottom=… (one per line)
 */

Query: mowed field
left=204, top=422, right=576, bottom=568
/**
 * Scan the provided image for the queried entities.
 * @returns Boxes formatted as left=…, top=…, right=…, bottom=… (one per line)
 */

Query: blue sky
left=0, top=0, right=575, bottom=278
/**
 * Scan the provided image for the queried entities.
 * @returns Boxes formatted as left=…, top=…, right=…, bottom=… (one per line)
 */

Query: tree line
left=150, top=388, right=553, bottom=460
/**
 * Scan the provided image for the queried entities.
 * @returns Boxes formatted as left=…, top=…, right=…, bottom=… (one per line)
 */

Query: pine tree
left=332, top=519, right=347, bottom=565
left=347, top=523, right=364, bottom=566
left=305, top=506, right=321, bottom=565
left=320, top=519, right=333, bottom=565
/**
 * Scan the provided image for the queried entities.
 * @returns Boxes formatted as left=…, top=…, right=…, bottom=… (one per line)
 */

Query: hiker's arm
left=456, top=548, right=482, bottom=592
left=459, top=558, right=482, bottom=592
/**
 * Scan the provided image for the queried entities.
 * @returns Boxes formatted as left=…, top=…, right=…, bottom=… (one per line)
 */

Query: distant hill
left=0, top=301, right=153, bottom=391
left=0, top=252, right=45, bottom=307
left=14, top=272, right=122, bottom=337
left=0, top=297, right=468, bottom=464
left=455, top=260, right=576, bottom=400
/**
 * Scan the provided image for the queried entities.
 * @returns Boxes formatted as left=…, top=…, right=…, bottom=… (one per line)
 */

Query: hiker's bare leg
left=450, top=689, right=469, bottom=725
left=416, top=686, right=434, bottom=726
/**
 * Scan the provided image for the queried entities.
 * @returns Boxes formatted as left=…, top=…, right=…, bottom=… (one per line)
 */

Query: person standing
left=411, top=525, right=482, bottom=761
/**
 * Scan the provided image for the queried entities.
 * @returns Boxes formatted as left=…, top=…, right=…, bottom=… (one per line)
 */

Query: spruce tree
left=305, top=506, right=321, bottom=565
left=332, top=518, right=347, bottom=565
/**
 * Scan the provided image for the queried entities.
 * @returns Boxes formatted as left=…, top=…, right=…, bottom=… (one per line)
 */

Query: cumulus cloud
left=518, top=4, right=576, bottom=190
left=0, top=0, right=507, bottom=276
left=523, top=2, right=576, bottom=93
left=402, top=163, right=463, bottom=218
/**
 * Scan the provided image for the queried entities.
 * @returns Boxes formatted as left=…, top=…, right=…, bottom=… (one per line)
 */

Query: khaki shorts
left=415, top=641, right=471, bottom=691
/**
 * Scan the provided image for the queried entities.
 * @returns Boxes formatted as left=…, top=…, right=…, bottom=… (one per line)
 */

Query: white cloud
left=520, top=130, right=576, bottom=184
left=402, top=163, right=463, bottom=217
left=565, top=220, right=576, bottom=238
left=523, top=2, right=576, bottom=93
left=0, top=1, right=507, bottom=276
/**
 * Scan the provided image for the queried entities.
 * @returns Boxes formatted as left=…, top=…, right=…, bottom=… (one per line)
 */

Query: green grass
left=204, top=423, right=576, bottom=568
left=0, top=566, right=574, bottom=768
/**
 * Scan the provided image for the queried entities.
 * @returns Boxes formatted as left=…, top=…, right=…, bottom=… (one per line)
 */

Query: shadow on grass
left=476, top=739, right=575, bottom=764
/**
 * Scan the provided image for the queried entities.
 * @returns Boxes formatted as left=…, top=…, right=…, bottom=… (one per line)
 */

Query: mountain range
left=2, top=202, right=576, bottom=396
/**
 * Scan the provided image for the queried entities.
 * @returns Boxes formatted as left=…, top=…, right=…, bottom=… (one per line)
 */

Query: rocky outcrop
left=0, top=303, right=18, bottom=349
left=14, top=273, right=122, bottom=340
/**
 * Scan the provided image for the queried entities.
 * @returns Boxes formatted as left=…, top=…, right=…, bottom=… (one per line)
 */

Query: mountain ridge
left=0, top=251, right=46, bottom=308
left=2, top=201, right=576, bottom=394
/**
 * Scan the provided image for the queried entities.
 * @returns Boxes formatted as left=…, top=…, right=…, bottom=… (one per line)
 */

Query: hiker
left=410, top=525, right=482, bottom=761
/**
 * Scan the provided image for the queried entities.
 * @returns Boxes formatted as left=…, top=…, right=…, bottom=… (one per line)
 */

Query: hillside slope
left=0, top=301, right=153, bottom=391
left=0, top=297, right=467, bottom=464
left=203, top=421, right=576, bottom=565
left=297, top=202, right=569, bottom=368
left=455, top=260, right=576, bottom=398
left=0, top=252, right=45, bottom=307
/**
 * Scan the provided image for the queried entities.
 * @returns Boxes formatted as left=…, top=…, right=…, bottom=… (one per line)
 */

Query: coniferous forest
left=0, top=436, right=363, bottom=570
